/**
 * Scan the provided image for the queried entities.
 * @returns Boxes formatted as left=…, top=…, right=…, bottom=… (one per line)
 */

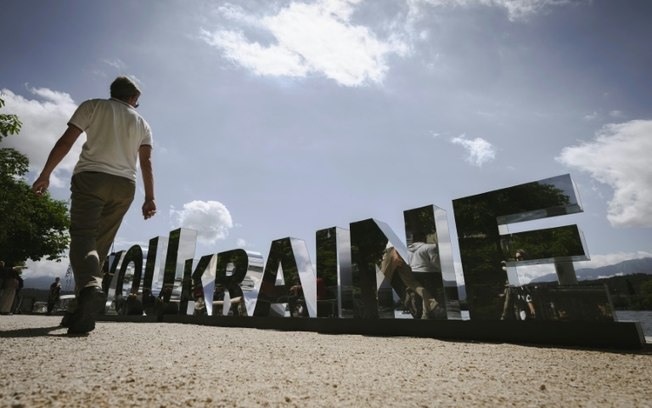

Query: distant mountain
left=531, top=257, right=652, bottom=283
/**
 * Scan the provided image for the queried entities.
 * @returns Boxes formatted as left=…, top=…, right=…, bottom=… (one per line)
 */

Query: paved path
left=1, top=315, right=651, bottom=407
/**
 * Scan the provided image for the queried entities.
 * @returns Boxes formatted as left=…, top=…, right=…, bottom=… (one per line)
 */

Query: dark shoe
left=67, top=287, right=106, bottom=335
left=60, top=311, right=73, bottom=327
left=60, top=297, right=78, bottom=327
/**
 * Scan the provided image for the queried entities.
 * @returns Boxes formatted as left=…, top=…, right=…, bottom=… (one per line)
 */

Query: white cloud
left=1, top=87, right=80, bottom=187
left=202, top=29, right=309, bottom=77
left=201, top=0, right=408, bottom=86
left=202, top=0, right=567, bottom=86
left=170, top=200, right=234, bottom=245
left=513, top=263, right=556, bottom=284
left=23, top=258, right=69, bottom=279
left=583, top=111, right=598, bottom=121
left=609, top=110, right=624, bottom=118
left=450, top=134, right=496, bottom=167
left=557, top=120, right=652, bottom=228
left=103, top=58, right=126, bottom=70
left=491, top=0, right=571, bottom=21
left=408, top=0, right=572, bottom=22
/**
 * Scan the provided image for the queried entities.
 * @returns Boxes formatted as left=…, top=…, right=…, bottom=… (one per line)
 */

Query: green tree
left=0, top=98, right=22, bottom=137
left=0, top=96, right=70, bottom=267
left=633, top=279, right=652, bottom=310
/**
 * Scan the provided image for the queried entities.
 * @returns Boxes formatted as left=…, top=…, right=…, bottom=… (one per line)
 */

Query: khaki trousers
left=69, top=172, right=135, bottom=293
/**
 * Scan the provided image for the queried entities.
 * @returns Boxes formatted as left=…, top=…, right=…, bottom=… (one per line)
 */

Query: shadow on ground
left=0, top=326, right=67, bottom=338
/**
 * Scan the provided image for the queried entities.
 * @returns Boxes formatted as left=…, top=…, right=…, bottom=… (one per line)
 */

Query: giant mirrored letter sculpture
left=453, top=174, right=613, bottom=321
left=161, top=228, right=197, bottom=314
left=182, top=249, right=264, bottom=317
left=110, top=244, right=144, bottom=315
left=183, top=254, right=216, bottom=316
left=141, top=229, right=197, bottom=316
left=142, top=236, right=167, bottom=316
left=404, top=205, right=461, bottom=320
left=101, top=251, right=124, bottom=314
left=316, top=227, right=353, bottom=318
left=253, top=238, right=316, bottom=318
left=95, top=172, right=645, bottom=349
left=102, top=251, right=123, bottom=297
left=214, top=249, right=264, bottom=316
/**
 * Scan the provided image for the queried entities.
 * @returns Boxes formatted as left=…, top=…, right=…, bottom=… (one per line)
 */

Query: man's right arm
left=32, top=125, right=83, bottom=195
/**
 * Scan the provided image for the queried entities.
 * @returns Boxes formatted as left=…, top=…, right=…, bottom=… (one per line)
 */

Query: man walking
left=32, top=76, right=156, bottom=334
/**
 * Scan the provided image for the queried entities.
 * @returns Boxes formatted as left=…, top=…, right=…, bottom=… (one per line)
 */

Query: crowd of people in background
left=0, top=260, right=24, bottom=315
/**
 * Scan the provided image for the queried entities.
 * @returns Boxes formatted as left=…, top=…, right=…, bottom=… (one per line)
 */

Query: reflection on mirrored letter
left=213, top=249, right=250, bottom=316
left=142, top=236, right=166, bottom=316
left=104, top=251, right=124, bottom=315
left=184, top=254, right=215, bottom=316
left=158, top=229, right=197, bottom=315
left=253, top=238, right=316, bottom=318
left=351, top=218, right=444, bottom=319
left=404, top=205, right=460, bottom=320
left=316, top=227, right=353, bottom=318
left=112, top=245, right=144, bottom=316
left=453, top=174, right=611, bottom=321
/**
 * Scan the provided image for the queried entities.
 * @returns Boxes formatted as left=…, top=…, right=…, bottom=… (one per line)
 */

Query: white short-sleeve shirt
left=69, top=98, right=153, bottom=181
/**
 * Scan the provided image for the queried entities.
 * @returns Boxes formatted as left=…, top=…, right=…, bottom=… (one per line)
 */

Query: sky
left=1, top=0, right=651, bottom=285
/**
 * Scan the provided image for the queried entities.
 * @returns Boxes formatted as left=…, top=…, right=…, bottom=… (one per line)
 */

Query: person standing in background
left=11, top=269, right=23, bottom=314
left=47, top=277, right=62, bottom=315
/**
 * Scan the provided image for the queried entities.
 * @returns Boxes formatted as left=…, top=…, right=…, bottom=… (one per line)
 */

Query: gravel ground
left=1, top=315, right=651, bottom=407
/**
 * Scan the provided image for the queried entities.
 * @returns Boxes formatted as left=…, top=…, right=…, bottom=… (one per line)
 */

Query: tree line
left=0, top=97, right=69, bottom=269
